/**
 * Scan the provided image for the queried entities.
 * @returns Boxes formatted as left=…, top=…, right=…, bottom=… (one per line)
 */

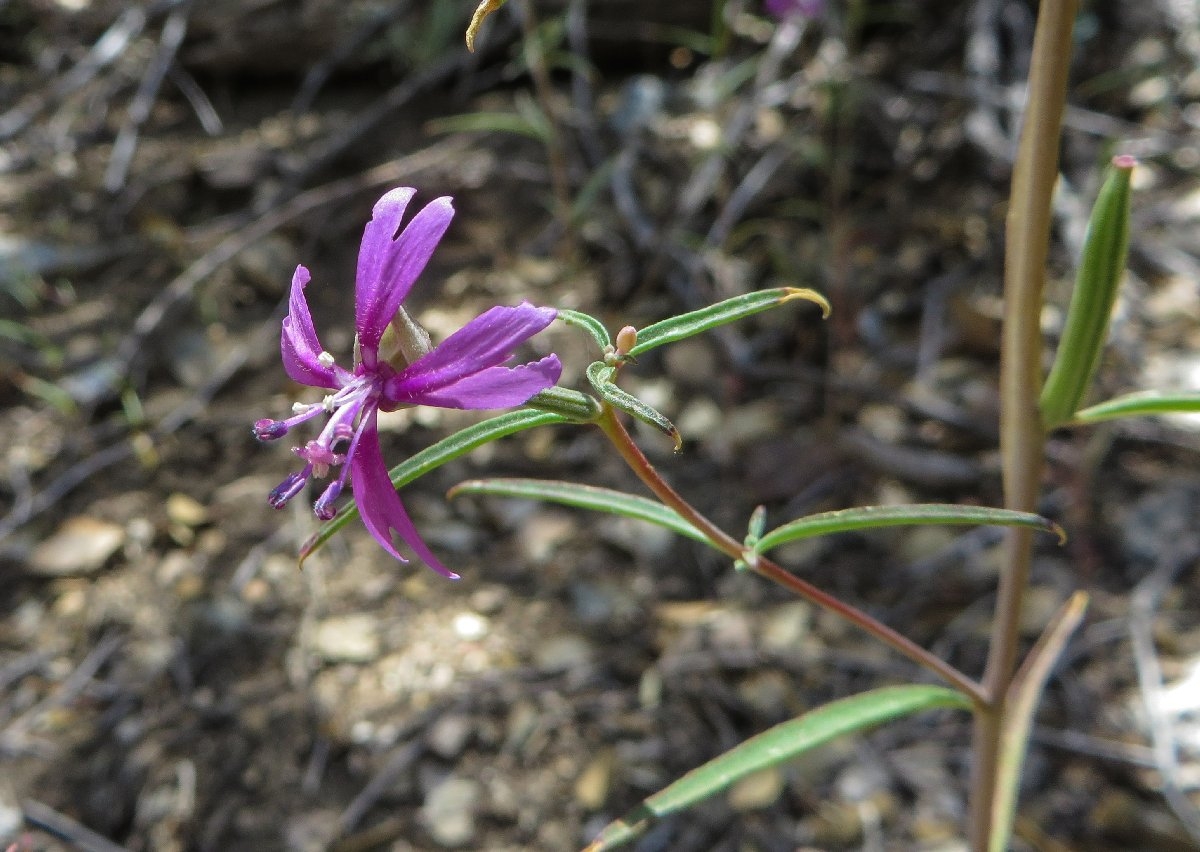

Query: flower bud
left=269, top=471, right=307, bottom=508
left=314, top=481, right=343, bottom=520
left=253, top=419, right=288, bottom=441
left=614, top=325, right=638, bottom=357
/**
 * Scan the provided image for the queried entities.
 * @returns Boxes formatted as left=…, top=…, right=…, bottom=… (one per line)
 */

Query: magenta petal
left=384, top=303, right=557, bottom=402
left=281, top=265, right=339, bottom=388
left=354, top=188, right=415, bottom=341
left=351, top=417, right=459, bottom=578
left=356, top=193, right=455, bottom=353
left=403, top=355, right=561, bottom=409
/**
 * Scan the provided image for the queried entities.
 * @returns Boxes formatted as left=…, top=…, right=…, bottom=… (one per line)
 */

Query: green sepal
left=447, top=478, right=708, bottom=544
left=584, top=686, right=971, bottom=851
left=298, top=408, right=569, bottom=565
left=1040, top=156, right=1135, bottom=428
left=556, top=308, right=612, bottom=352
left=627, top=287, right=830, bottom=358
left=587, top=360, right=682, bottom=450
left=753, top=504, right=1064, bottom=558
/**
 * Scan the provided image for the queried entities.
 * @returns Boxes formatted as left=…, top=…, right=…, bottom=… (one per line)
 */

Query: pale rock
left=421, top=777, right=481, bottom=848
left=427, top=713, right=473, bottom=759
left=166, top=493, right=209, bottom=527
left=761, top=602, right=812, bottom=653
left=663, top=338, right=717, bottom=385
left=517, top=510, right=576, bottom=564
left=312, top=614, right=380, bottom=663
left=574, top=749, right=614, bottom=810
left=534, top=634, right=593, bottom=673
left=30, top=516, right=125, bottom=576
left=728, top=767, right=784, bottom=811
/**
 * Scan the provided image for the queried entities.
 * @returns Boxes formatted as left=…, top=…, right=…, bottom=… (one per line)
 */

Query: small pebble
left=312, top=614, right=380, bottom=664
left=427, top=714, right=473, bottom=759
left=517, top=510, right=577, bottom=564
left=534, top=634, right=593, bottom=673
left=728, top=767, right=784, bottom=811
left=574, top=749, right=614, bottom=810
left=166, top=492, right=209, bottom=527
left=421, top=777, right=481, bottom=848
left=30, top=516, right=125, bottom=576
left=452, top=612, right=489, bottom=641
left=468, top=585, right=508, bottom=615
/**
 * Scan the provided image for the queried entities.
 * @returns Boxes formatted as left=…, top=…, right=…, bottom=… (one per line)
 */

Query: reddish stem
left=595, top=406, right=986, bottom=706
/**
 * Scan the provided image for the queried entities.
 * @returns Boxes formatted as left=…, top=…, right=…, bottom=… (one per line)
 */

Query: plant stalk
left=517, top=0, right=575, bottom=256
left=595, top=406, right=986, bottom=706
left=971, top=1, right=1078, bottom=849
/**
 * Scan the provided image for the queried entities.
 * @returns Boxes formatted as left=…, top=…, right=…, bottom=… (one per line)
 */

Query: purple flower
left=254, top=188, right=561, bottom=578
left=765, top=0, right=824, bottom=19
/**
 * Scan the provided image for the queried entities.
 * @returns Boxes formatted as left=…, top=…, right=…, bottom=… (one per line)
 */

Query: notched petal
left=357, top=194, right=455, bottom=353
left=282, top=265, right=339, bottom=388
left=384, top=302, right=557, bottom=402
left=351, top=420, right=459, bottom=578
left=401, top=354, right=562, bottom=409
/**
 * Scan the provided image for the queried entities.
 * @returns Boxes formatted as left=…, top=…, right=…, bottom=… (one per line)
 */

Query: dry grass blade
left=1130, top=551, right=1200, bottom=843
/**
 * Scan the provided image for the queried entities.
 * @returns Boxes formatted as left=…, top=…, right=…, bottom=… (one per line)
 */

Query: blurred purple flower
left=254, top=188, right=561, bottom=578
left=765, top=0, right=824, bottom=19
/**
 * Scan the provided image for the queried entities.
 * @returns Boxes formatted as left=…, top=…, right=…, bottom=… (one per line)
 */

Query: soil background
left=1, top=1, right=1199, bottom=850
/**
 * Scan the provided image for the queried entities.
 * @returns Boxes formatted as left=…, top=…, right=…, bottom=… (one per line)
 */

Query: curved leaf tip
left=781, top=287, right=832, bottom=318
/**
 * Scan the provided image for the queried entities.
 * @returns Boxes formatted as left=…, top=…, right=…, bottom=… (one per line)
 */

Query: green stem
left=972, top=2, right=1078, bottom=849
left=595, top=406, right=986, bottom=706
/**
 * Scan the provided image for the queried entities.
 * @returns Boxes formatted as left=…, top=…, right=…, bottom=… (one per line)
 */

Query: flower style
left=254, top=188, right=562, bottom=578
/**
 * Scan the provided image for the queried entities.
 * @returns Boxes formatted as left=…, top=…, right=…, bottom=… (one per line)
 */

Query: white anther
left=318, top=351, right=336, bottom=368
left=322, top=394, right=336, bottom=413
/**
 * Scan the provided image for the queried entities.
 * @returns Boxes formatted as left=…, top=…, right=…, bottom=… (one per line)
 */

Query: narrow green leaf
left=298, top=409, right=569, bottom=564
left=524, top=386, right=604, bottom=423
left=557, top=309, right=612, bottom=351
left=627, top=287, right=829, bottom=358
left=425, top=111, right=550, bottom=142
left=585, top=686, right=971, bottom=851
left=587, top=361, right=681, bottom=450
left=1071, top=390, right=1200, bottom=424
left=990, top=592, right=1088, bottom=852
left=1040, top=155, right=1135, bottom=428
left=447, top=478, right=709, bottom=544
left=754, top=504, right=1063, bottom=558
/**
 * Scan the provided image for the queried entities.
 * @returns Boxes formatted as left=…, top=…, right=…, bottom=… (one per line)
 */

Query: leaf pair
left=1041, top=156, right=1200, bottom=428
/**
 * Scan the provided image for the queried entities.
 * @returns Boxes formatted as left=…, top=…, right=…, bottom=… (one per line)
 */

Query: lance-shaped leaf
left=989, top=592, right=1089, bottom=852
left=556, top=308, right=612, bottom=352
left=753, top=504, right=1063, bottom=558
left=299, top=409, right=569, bottom=564
left=1040, top=155, right=1135, bottom=429
left=448, top=479, right=708, bottom=543
left=426, top=110, right=551, bottom=143
left=587, top=361, right=681, bottom=450
left=627, top=287, right=829, bottom=358
left=524, top=386, right=604, bottom=423
left=1071, top=390, right=1200, bottom=424
left=584, top=686, right=971, bottom=851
